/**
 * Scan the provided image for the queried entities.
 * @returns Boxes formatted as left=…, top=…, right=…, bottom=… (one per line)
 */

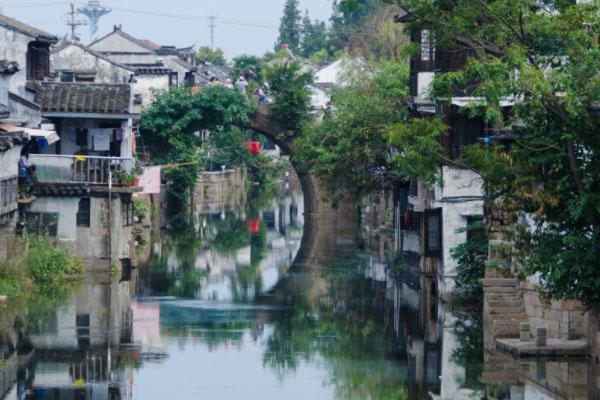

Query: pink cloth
left=137, top=166, right=161, bottom=195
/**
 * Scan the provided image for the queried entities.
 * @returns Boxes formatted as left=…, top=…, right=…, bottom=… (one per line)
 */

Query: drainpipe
left=107, top=167, right=113, bottom=378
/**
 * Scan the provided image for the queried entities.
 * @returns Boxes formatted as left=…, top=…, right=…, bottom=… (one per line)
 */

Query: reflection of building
left=17, top=279, right=135, bottom=399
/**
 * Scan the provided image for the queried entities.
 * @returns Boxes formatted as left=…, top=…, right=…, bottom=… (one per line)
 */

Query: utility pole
left=208, top=14, right=217, bottom=50
left=65, top=2, right=87, bottom=42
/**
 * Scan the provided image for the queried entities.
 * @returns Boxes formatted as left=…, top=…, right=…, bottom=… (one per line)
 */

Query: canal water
left=1, top=179, right=597, bottom=399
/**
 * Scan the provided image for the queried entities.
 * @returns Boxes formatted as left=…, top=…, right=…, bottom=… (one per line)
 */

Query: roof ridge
left=52, top=42, right=136, bottom=72
left=0, top=13, right=57, bottom=42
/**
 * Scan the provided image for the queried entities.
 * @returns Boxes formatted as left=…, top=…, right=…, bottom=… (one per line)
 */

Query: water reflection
left=4, top=180, right=600, bottom=399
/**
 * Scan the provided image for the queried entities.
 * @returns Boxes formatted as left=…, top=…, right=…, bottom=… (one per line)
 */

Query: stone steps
left=487, top=300, right=523, bottom=309
left=489, top=305, right=525, bottom=316
left=484, top=286, right=520, bottom=293
left=485, top=295, right=521, bottom=302
left=484, top=278, right=529, bottom=340
left=490, top=314, right=528, bottom=322
left=481, top=278, right=519, bottom=287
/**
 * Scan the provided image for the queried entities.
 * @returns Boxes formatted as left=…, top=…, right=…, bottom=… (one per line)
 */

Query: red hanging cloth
left=246, top=141, right=261, bottom=155
left=249, top=218, right=261, bottom=234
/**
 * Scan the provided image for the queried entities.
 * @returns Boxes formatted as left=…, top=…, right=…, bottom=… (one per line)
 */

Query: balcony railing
left=29, top=154, right=134, bottom=186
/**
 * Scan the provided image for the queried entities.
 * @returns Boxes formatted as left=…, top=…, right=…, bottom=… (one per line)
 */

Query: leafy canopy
left=297, top=61, right=435, bottom=200
left=196, top=46, right=227, bottom=67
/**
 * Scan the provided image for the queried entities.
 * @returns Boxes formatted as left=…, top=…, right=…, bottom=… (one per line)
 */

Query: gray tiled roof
left=0, top=14, right=57, bottom=42
left=36, top=82, right=132, bottom=114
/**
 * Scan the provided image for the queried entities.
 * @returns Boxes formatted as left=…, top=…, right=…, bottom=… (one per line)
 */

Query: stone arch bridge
left=244, top=105, right=356, bottom=268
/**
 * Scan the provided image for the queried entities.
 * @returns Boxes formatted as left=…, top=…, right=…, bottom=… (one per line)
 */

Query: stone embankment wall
left=521, top=282, right=589, bottom=340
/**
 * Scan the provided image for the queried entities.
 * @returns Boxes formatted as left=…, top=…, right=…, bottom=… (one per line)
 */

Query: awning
left=0, top=123, right=60, bottom=145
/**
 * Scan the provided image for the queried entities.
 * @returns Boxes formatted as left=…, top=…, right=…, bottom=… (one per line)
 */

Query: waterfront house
left=18, top=80, right=140, bottom=270
left=0, top=14, right=60, bottom=259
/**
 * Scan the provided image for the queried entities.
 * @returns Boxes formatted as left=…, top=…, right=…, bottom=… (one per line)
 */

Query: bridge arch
left=242, top=105, right=356, bottom=268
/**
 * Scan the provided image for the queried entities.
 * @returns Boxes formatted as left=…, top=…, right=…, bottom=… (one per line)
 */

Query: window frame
left=122, top=200, right=133, bottom=227
left=424, top=209, right=442, bottom=257
left=76, top=198, right=91, bottom=227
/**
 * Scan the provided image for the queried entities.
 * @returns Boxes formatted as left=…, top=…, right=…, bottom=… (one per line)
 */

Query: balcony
left=29, top=154, right=134, bottom=186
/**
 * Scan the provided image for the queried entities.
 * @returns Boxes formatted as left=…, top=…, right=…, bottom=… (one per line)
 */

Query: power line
left=106, top=5, right=277, bottom=29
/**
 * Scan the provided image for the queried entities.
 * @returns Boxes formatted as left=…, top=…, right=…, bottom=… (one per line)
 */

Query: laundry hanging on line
left=91, top=128, right=112, bottom=151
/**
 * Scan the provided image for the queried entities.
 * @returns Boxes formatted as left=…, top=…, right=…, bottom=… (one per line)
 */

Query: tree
left=300, top=12, right=329, bottom=59
left=296, top=61, right=440, bottom=200
left=264, top=59, right=314, bottom=136
left=196, top=46, right=227, bottom=67
left=232, top=54, right=265, bottom=85
left=387, top=0, right=600, bottom=307
left=141, top=86, right=253, bottom=219
left=276, top=0, right=302, bottom=53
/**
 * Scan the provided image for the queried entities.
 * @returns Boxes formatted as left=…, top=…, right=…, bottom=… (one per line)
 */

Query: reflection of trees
left=263, top=265, right=408, bottom=400
left=211, top=214, right=250, bottom=255
left=450, top=309, right=485, bottom=392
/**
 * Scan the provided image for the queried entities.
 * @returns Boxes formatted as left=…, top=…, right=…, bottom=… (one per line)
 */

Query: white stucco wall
left=27, top=196, right=79, bottom=242
left=435, top=166, right=484, bottom=294
left=51, top=44, right=133, bottom=84
left=132, top=74, right=170, bottom=111
left=0, top=145, right=22, bottom=180
left=0, top=25, right=30, bottom=97
left=89, top=31, right=150, bottom=53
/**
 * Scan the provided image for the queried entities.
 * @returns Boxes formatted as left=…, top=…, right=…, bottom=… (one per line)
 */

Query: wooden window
left=76, top=314, right=90, bottom=347
left=401, top=209, right=422, bottom=233
left=450, top=116, right=483, bottom=159
left=26, top=42, right=50, bottom=80
left=76, top=198, right=90, bottom=227
left=425, top=209, right=442, bottom=257
left=24, top=212, right=58, bottom=236
left=122, top=201, right=133, bottom=227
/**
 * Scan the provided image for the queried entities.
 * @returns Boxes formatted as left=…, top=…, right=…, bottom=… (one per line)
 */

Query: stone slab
left=496, top=338, right=588, bottom=357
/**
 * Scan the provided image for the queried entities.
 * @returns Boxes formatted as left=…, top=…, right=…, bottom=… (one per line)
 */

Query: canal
left=0, top=176, right=597, bottom=399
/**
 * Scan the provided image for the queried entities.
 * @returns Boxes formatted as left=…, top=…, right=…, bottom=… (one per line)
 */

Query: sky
left=0, top=0, right=334, bottom=59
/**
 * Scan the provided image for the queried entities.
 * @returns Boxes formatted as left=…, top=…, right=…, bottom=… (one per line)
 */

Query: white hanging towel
left=92, top=128, right=112, bottom=151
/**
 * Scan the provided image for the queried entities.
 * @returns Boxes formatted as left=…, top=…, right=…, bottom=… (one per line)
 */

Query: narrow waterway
left=1, top=180, right=597, bottom=399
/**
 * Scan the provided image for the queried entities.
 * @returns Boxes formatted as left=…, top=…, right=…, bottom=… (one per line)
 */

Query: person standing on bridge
left=235, top=76, right=248, bottom=95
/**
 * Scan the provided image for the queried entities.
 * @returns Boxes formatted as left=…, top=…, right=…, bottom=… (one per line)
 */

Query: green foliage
left=0, top=235, right=83, bottom=328
left=232, top=55, right=265, bottom=85
left=196, top=46, right=227, bottom=67
left=133, top=198, right=150, bottom=221
left=276, top=0, right=302, bottom=53
left=264, top=59, right=314, bottom=135
left=141, top=85, right=253, bottom=219
left=391, top=0, right=600, bottom=306
left=300, top=13, right=330, bottom=60
left=297, top=61, right=433, bottom=200
left=25, top=234, right=83, bottom=291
